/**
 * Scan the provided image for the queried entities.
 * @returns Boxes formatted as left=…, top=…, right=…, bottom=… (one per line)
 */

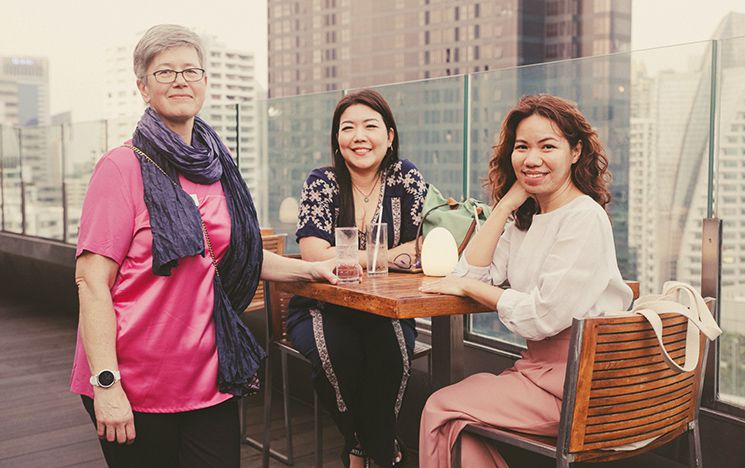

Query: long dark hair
left=485, top=94, right=611, bottom=230
left=330, top=89, right=400, bottom=228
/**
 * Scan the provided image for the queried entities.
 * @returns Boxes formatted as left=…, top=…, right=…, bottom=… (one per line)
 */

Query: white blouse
left=453, top=195, right=633, bottom=341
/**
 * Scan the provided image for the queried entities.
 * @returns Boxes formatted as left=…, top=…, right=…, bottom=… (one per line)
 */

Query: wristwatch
left=90, top=369, right=121, bottom=388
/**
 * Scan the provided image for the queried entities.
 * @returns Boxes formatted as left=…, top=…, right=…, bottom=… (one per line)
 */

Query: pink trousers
left=419, top=329, right=571, bottom=468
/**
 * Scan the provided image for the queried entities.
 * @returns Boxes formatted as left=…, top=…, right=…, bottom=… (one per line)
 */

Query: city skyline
left=1, top=0, right=744, bottom=122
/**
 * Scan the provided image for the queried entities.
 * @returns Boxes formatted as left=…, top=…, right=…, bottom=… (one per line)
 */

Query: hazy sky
left=0, top=0, right=743, bottom=121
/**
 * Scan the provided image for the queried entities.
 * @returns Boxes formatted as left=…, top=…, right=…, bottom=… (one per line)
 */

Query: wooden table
left=277, top=272, right=492, bottom=389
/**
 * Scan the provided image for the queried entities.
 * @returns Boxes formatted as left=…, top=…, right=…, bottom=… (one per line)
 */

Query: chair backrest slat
left=580, top=413, right=690, bottom=450
left=593, top=347, right=686, bottom=371
left=596, top=321, right=688, bottom=343
left=587, top=385, right=692, bottom=416
left=244, top=234, right=286, bottom=313
left=586, top=391, right=693, bottom=423
left=594, top=331, right=689, bottom=353
left=566, top=311, right=708, bottom=454
left=591, top=339, right=688, bottom=362
left=586, top=376, right=695, bottom=408
left=590, top=367, right=691, bottom=391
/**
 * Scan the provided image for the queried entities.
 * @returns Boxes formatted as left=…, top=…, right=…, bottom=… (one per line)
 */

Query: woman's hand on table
left=307, top=258, right=341, bottom=284
left=419, top=276, right=471, bottom=297
left=93, top=385, right=136, bottom=444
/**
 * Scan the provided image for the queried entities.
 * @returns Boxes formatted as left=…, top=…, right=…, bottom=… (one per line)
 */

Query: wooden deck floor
left=0, top=297, right=354, bottom=468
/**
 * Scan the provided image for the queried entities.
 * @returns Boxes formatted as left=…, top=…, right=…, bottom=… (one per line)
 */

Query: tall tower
left=0, top=56, right=50, bottom=127
left=0, top=56, right=57, bottom=237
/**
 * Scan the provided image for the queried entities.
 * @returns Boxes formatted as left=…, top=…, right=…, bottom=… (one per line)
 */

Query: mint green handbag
left=414, top=184, right=492, bottom=262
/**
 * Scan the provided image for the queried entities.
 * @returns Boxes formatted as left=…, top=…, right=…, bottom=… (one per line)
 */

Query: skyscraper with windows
left=0, top=56, right=55, bottom=237
left=0, top=56, right=50, bottom=127
left=267, top=0, right=631, bottom=98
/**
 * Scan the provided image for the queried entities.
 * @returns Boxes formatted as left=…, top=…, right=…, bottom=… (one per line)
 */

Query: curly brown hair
left=485, top=94, right=611, bottom=230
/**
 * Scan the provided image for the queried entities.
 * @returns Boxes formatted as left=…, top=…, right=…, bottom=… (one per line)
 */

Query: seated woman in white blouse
left=418, top=94, right=633, bottom=468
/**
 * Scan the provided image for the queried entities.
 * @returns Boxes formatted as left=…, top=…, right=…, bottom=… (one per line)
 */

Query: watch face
left=98, top=370, right=115, bottom=387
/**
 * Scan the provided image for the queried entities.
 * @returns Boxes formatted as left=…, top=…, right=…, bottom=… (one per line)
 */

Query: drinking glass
left=366, top=222, right=388, bottom=276
left=335, top=227, right=360, bottom=284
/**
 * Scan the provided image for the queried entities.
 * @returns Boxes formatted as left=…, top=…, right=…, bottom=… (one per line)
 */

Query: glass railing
left=716, top=35, right=745, bottom=409
left=1, top=37, right=744, bottom=409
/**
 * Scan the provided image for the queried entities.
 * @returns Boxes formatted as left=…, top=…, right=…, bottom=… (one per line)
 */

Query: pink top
left=70, top=144, right=233, bottom=413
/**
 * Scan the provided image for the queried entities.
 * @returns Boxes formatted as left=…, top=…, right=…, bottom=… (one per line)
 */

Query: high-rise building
left=0, top=56, right=50, bottom=127
left=199, top=35, right=265, bottom=216
left=267, top=0, right=631, bottom=98
left=0, top=56, right=57, bottom=237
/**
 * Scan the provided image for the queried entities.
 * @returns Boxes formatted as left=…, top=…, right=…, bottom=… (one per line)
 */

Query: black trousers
left=287, top=303, right=415, bottom=466
left=81, top=395, right=239, bottom=468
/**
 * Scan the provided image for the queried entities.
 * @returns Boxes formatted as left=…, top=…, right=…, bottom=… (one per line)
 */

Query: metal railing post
left=61, top=124, right=68, bottom=243
left=0, top=126, right=5, bottom=232
left=235, top=103, right=240, bottom=167
left=19, top=128, right=25, bottom=235
left=701, top=218, right=722, bottom=403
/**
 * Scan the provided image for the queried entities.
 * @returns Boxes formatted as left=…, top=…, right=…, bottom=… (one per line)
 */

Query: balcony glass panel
left=368, top=75, right=466, bottom=199
left=263, top=90, right=342, bottom=253
left=239, top=100, right=267, bottom=226
left=466, top=41, right=713, bottom=347
left=717, top=35, right=745, bottom=409
left=63, top=121, right=107, bottom=244
left=21, top=125, right=64, bottom=240
left=1, top=126, right=22, bottom=233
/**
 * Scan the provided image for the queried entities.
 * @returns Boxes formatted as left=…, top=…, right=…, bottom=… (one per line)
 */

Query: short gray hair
left=133, top=24, right=205, bottom=79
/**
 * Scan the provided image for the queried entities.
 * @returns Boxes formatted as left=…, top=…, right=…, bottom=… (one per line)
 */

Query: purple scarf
left=132, top=107, right=265, bottom=397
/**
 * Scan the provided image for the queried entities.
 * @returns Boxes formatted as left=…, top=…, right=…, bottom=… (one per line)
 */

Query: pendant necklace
left=352, top=179, right=378, bottom=203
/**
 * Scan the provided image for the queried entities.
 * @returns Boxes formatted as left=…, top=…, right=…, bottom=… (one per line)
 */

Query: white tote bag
left=603, top=281, right=721, bottom=451
left=613, top=280, right=722, bottom=372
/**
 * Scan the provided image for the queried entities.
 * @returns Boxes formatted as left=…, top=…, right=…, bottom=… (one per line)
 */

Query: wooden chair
left=243, top=233, right=286, bottom=314
left=260, top=256, right=433, bottom=467
left=452, top=285, right=713, bottom=468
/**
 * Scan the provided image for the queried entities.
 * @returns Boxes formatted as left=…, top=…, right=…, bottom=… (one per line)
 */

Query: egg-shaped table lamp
left=421, top=227, right=459, bottom=277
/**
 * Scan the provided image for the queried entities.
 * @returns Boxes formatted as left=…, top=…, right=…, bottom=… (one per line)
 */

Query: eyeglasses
left=149, top=68, right=205, bottom=84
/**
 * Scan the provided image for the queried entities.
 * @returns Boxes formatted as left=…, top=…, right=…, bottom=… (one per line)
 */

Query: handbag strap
left=621, top=281, right=721, bottom=373
left=123, top=144, right=221, bottom=278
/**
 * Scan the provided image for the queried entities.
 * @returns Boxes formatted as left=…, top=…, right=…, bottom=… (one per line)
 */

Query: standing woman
left=288, top=89, right=428, bottom=467
left=418, top=94, right=633, bottom=467
left=70, top=24, right=336, bottom=468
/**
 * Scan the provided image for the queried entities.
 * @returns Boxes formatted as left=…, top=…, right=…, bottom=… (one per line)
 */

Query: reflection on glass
left=368, top=76, right=465, bottom=200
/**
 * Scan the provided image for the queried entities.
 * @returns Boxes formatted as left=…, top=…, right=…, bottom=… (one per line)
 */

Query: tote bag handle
left=613, top=281, right=721, bottom=373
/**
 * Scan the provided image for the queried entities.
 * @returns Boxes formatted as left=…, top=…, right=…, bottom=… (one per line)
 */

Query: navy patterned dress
left=287, top=159, right=427, bottom=465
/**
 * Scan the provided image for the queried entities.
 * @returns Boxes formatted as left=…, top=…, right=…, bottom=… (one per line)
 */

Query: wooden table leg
left=431, top=314, right=464, bottom=390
